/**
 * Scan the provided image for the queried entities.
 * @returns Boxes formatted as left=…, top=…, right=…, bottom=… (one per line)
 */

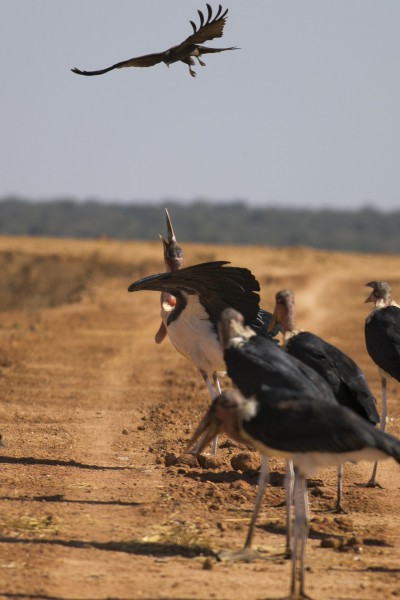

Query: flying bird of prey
left=71, top=4, right=237, bottom=79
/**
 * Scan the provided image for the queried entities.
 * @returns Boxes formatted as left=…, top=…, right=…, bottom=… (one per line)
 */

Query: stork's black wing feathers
left=287, top=332, right=379, bottom=424
left=365, top=306, right=400, bottom=381
left=243, top=389, right=400, bottom=459
left=128, top=261, right=260, bottom=326
left=224, top=335, right=337, bottom=403
left=251, top=308, right=282, bottom=339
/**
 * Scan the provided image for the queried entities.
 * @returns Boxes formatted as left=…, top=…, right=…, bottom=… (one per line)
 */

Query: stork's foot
left=289, top=582, right=314, bottom=600
left=284, top=547, right=292, bottom=560
left=334, top=503, right=348, bottom=515
left=275, top=499, right=287, bottom=508
left=189, top=69, right=197, bottom=78
left=364, top=479, right=384, bottom=489
left=288, top=592, right=314, bottom=600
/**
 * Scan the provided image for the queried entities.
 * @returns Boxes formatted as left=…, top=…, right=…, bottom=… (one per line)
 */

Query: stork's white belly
left=162, top=296, right=225, bottom=375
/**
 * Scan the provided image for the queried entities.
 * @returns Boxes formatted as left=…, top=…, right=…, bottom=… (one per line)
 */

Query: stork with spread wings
left=71, top=4, right=238, bottom=79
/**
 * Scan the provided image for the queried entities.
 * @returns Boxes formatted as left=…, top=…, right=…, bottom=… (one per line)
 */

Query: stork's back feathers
left=244, top=389, right=399, bottom=459
left=286, top=331, right=379, bottom=424
left=365, top=306, right=400, bottom=381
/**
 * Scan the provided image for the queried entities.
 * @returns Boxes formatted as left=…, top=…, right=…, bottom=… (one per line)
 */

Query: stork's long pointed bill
left=267, top=307, right=279, bottom=332
left=364, top=291, right=375, bottom=304
left=185, top=406, right=221, bottom=455
left=364, top=283, right=376, bottom=303
left=159, top=208, right=177, bottom=247
left=165, top=208, right=176, bottom=243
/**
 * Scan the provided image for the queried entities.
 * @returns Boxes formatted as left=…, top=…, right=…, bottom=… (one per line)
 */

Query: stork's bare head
left=159, top=208, right=184, bottom=272
left=275, top=289, right=295, bottom=307
left=217, top=307, right=254, bottom=349
left=269, top=289, right=296, bottom=333
left=365, top=281, right=392, bottom=306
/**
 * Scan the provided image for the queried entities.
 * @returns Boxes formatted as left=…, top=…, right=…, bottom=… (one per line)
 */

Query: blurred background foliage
left=1, top=198, right=399, bottom=253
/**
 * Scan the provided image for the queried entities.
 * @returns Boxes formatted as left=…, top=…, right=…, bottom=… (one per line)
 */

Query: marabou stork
left=216, top=308, right=337, bottom=556
left=132, top=210, right=279, bottom=453
left=364, top=281, right=400, bottom=485
left=269, top=289, right=380, bottom=509
left=154, top=209, right=183, bottom=345
left=153, top=210, right=222, bottom=453
left=128, top=261, right=276, bottom=452
left=187, top=386, right=400, bottom=600
left=72, top=4, right=238, bottom=79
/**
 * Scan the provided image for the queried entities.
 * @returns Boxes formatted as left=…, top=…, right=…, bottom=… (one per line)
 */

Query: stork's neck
left=273, top=291, right=299, bottom=347
left=373, top=297, right=400, bottom=310
left=282, top=329, right=299, bottom=347
left=279, top=307, right=298, bottom=342
left=225, top=327, right=256, bottom=349
left=375, top=298, right=388, bottom=309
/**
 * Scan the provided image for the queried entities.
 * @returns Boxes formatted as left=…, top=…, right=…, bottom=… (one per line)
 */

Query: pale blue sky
left=2, top=1, right=400, bottom=208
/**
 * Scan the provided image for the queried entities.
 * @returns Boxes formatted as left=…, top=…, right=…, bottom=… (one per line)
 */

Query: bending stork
left=72, top=4, right=238, bottom=79
left=364, top=280, right=400, bottom=485
left=188, top=386, right=400, bottom=600
left=269, top=289, right=379, bottom=509
left=216, top=308, right=337, bottom=556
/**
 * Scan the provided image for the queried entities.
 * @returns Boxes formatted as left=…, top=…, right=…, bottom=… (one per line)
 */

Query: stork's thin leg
left=298, top=474, right=310, bottom=599
left=211, top=372, right=222, bottom=455
left=213, top=372, right=222, bottom=395
left=291, top=469, right=309, bottom=600
left=196, top=57, right=206, bottom=66
left=335, top=465, right=345, bottom=513
left=290, top=470, right=299, bottom=598
left=193, top=371, right=219, bottom=455
left=380, top=375, right=387, bottom=433
left=367, top=375, right=387, bottom=487
left=243, top=455, right=269, bottom=549
left=285, top=460, right=295, bottom=558
left=203, top=372, right=217, bottom=400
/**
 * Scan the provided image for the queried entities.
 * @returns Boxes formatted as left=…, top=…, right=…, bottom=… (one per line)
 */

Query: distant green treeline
left=1, top=198, right=400, bottom=253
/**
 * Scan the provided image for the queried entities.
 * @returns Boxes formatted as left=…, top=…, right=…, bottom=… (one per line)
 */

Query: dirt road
left=0, top=236, right=399, bottom=600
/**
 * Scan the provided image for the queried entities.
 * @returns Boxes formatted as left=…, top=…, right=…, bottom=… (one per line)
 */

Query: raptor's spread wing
left=71, top=52, right=165, bottom=76
left=183, top=4, right=228, bottom=45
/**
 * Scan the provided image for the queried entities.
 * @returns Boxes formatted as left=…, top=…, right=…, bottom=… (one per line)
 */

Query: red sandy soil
left=0, top=236, right=399, bottom=600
